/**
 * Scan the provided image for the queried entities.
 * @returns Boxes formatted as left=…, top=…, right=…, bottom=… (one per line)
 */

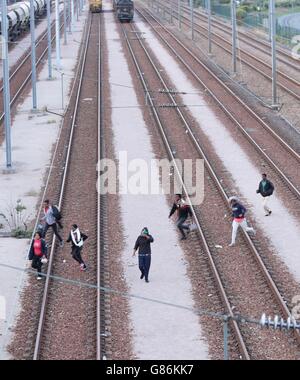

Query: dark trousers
left=32, top=255, right=42, bottom=275
left=176, top=216, right=189, bottom=238
left=56, top=220, right=63, bottom=229
left=43, top=222, right=63, bottom=242
left=71, top=246, right=85, bottom=266
left=139, top=254, right=151, bottom=281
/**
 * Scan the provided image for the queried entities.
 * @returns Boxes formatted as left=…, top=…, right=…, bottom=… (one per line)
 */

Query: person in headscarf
left=132, top=227, right=154, bottom=283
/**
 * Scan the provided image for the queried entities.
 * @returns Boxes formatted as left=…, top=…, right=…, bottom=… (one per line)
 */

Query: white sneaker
left=37, top=276, right=42, bottom=280
left=229, top=243, right=235, bottom=247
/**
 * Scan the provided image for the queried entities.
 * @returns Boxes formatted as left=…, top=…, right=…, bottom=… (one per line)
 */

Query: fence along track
left=156, top=0, right=300, bottom=72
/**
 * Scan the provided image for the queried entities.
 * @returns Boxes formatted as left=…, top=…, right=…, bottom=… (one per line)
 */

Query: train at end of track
left=113, top=0, right=134, bottom=22
left=89, top=0, right=102, bottom=13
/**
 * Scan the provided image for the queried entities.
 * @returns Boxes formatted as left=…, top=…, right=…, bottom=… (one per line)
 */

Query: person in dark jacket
left=28, top=231, right=48, bottom=280
left=229, top=196, right=255, bottom=247
left=41, top=200, right=64, bottom=247
left=256, top=173, right=274, bottom=216
left=66, top=224, right=88, bottom=271
left=132, top=227, right=154, bottom=283
left=169, top=194, right=193, bottom=240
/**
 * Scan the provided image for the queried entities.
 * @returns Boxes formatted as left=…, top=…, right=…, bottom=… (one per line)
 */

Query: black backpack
left=52, top=205, right=62, bottom=221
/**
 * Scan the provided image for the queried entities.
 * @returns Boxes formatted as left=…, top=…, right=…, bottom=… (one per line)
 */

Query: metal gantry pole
left=55, top=0, right=61, bottom=69
left=71, top=0, right=74, bottom=31
left=270, top=0, right=277, bottom=106
left=231, top=0, right=237, bottom=74
left=76, top=0, right=79, bottom=21
left=46, top=0, right=52, bottom=79
left=63, top=0, right=67, bottom=44
left=178, top=0, right=182, bottom=30
left=190, top=0, right=194, bottom=40
left=1, top=0, right=12, bottom=168
left=223, top=317, right=229, bottom=360
left=30, top=0, right=37, bottom=109
left=68, top=0, right=72, bottom=32
left=207, top=0, right=212, bottom=54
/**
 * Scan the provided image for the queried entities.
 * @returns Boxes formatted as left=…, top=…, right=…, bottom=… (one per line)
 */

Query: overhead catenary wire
left=1, top=261, right=299, bottom=333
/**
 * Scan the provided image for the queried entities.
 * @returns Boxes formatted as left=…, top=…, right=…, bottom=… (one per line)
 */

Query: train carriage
left=113, top=0, right=134, bottom=22
left=0, top=0, right=46, bottom=41
left=89, top=0, right=102, bottom=13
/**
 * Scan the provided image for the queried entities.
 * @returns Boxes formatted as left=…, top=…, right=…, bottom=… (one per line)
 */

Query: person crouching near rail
left=228, top=196, right=255, bottom=247
left=132, top=227, right=154, bottom=283
left=29, top=231, right=48, bottom=280
left=66, top=224, right=88, bottom=271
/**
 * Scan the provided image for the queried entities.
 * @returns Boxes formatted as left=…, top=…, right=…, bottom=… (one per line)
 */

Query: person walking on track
left=28, top=231, right=48, bottom=280
left=132, top=227, right=154, bottom=283
left=169, top=194, right=193, bottom=240
left=66, top=224, right=88, bottom=271
left=229, top=196, right=255, bottom=247
left=41, top=199, right=64, bottom=247
left=256, top=173, right=274, bottom=216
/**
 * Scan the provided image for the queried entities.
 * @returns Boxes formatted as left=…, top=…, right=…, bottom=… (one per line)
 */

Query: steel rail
left=96, top=12, right=103, bottom=361
left=121, top=22, right=251, bottom=361
left=138, top=7, right=300, bottom=201
left=33, top=15, right=93, bottom=360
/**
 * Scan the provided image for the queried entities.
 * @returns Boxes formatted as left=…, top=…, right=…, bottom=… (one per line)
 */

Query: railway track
left=136, top=6, right=300, bottom=209
left=0, top=11, right=67, bottom=128
left=138, top=5, right=300, bottom=199
left=31, top=13, right=106, bottom=360
left=120, top=11, right=300, bottom=359
left=150, top=0, right=300, bottom=102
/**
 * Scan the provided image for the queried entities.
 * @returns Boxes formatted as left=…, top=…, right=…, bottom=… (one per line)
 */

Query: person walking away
left=229, top=196, right=255, bottom=247
left=66, top=224, right=88, bottom=271
left=169, top=194, right=193, bottom=240
left=29, top=231, right=48, bottom=280
left=132, top=227, right=154, bottom=283
left=256, top=173, right=274, bottom=216
left=41, top=199, right=64, bottom=247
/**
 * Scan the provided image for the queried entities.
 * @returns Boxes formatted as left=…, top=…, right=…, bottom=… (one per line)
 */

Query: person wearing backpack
left=28, top=231, right=48, bottom=280
left=256, top=173, right=274, bottom=216
left=41, top=199, right=64, bottom=247
left=66, top=224, right=88, bottom=271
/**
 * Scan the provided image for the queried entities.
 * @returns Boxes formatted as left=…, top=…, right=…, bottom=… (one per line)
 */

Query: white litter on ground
left=0, top=8, right=88, bottom=359
left=136, top=18, right=300, bottom=284
left=104, top=1, right=209, bottom=360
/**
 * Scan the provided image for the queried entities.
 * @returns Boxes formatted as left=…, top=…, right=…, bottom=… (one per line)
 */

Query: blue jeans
left=176, top=216, right=190, bottom=238
left=138, top=254, right=151, bottom=281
